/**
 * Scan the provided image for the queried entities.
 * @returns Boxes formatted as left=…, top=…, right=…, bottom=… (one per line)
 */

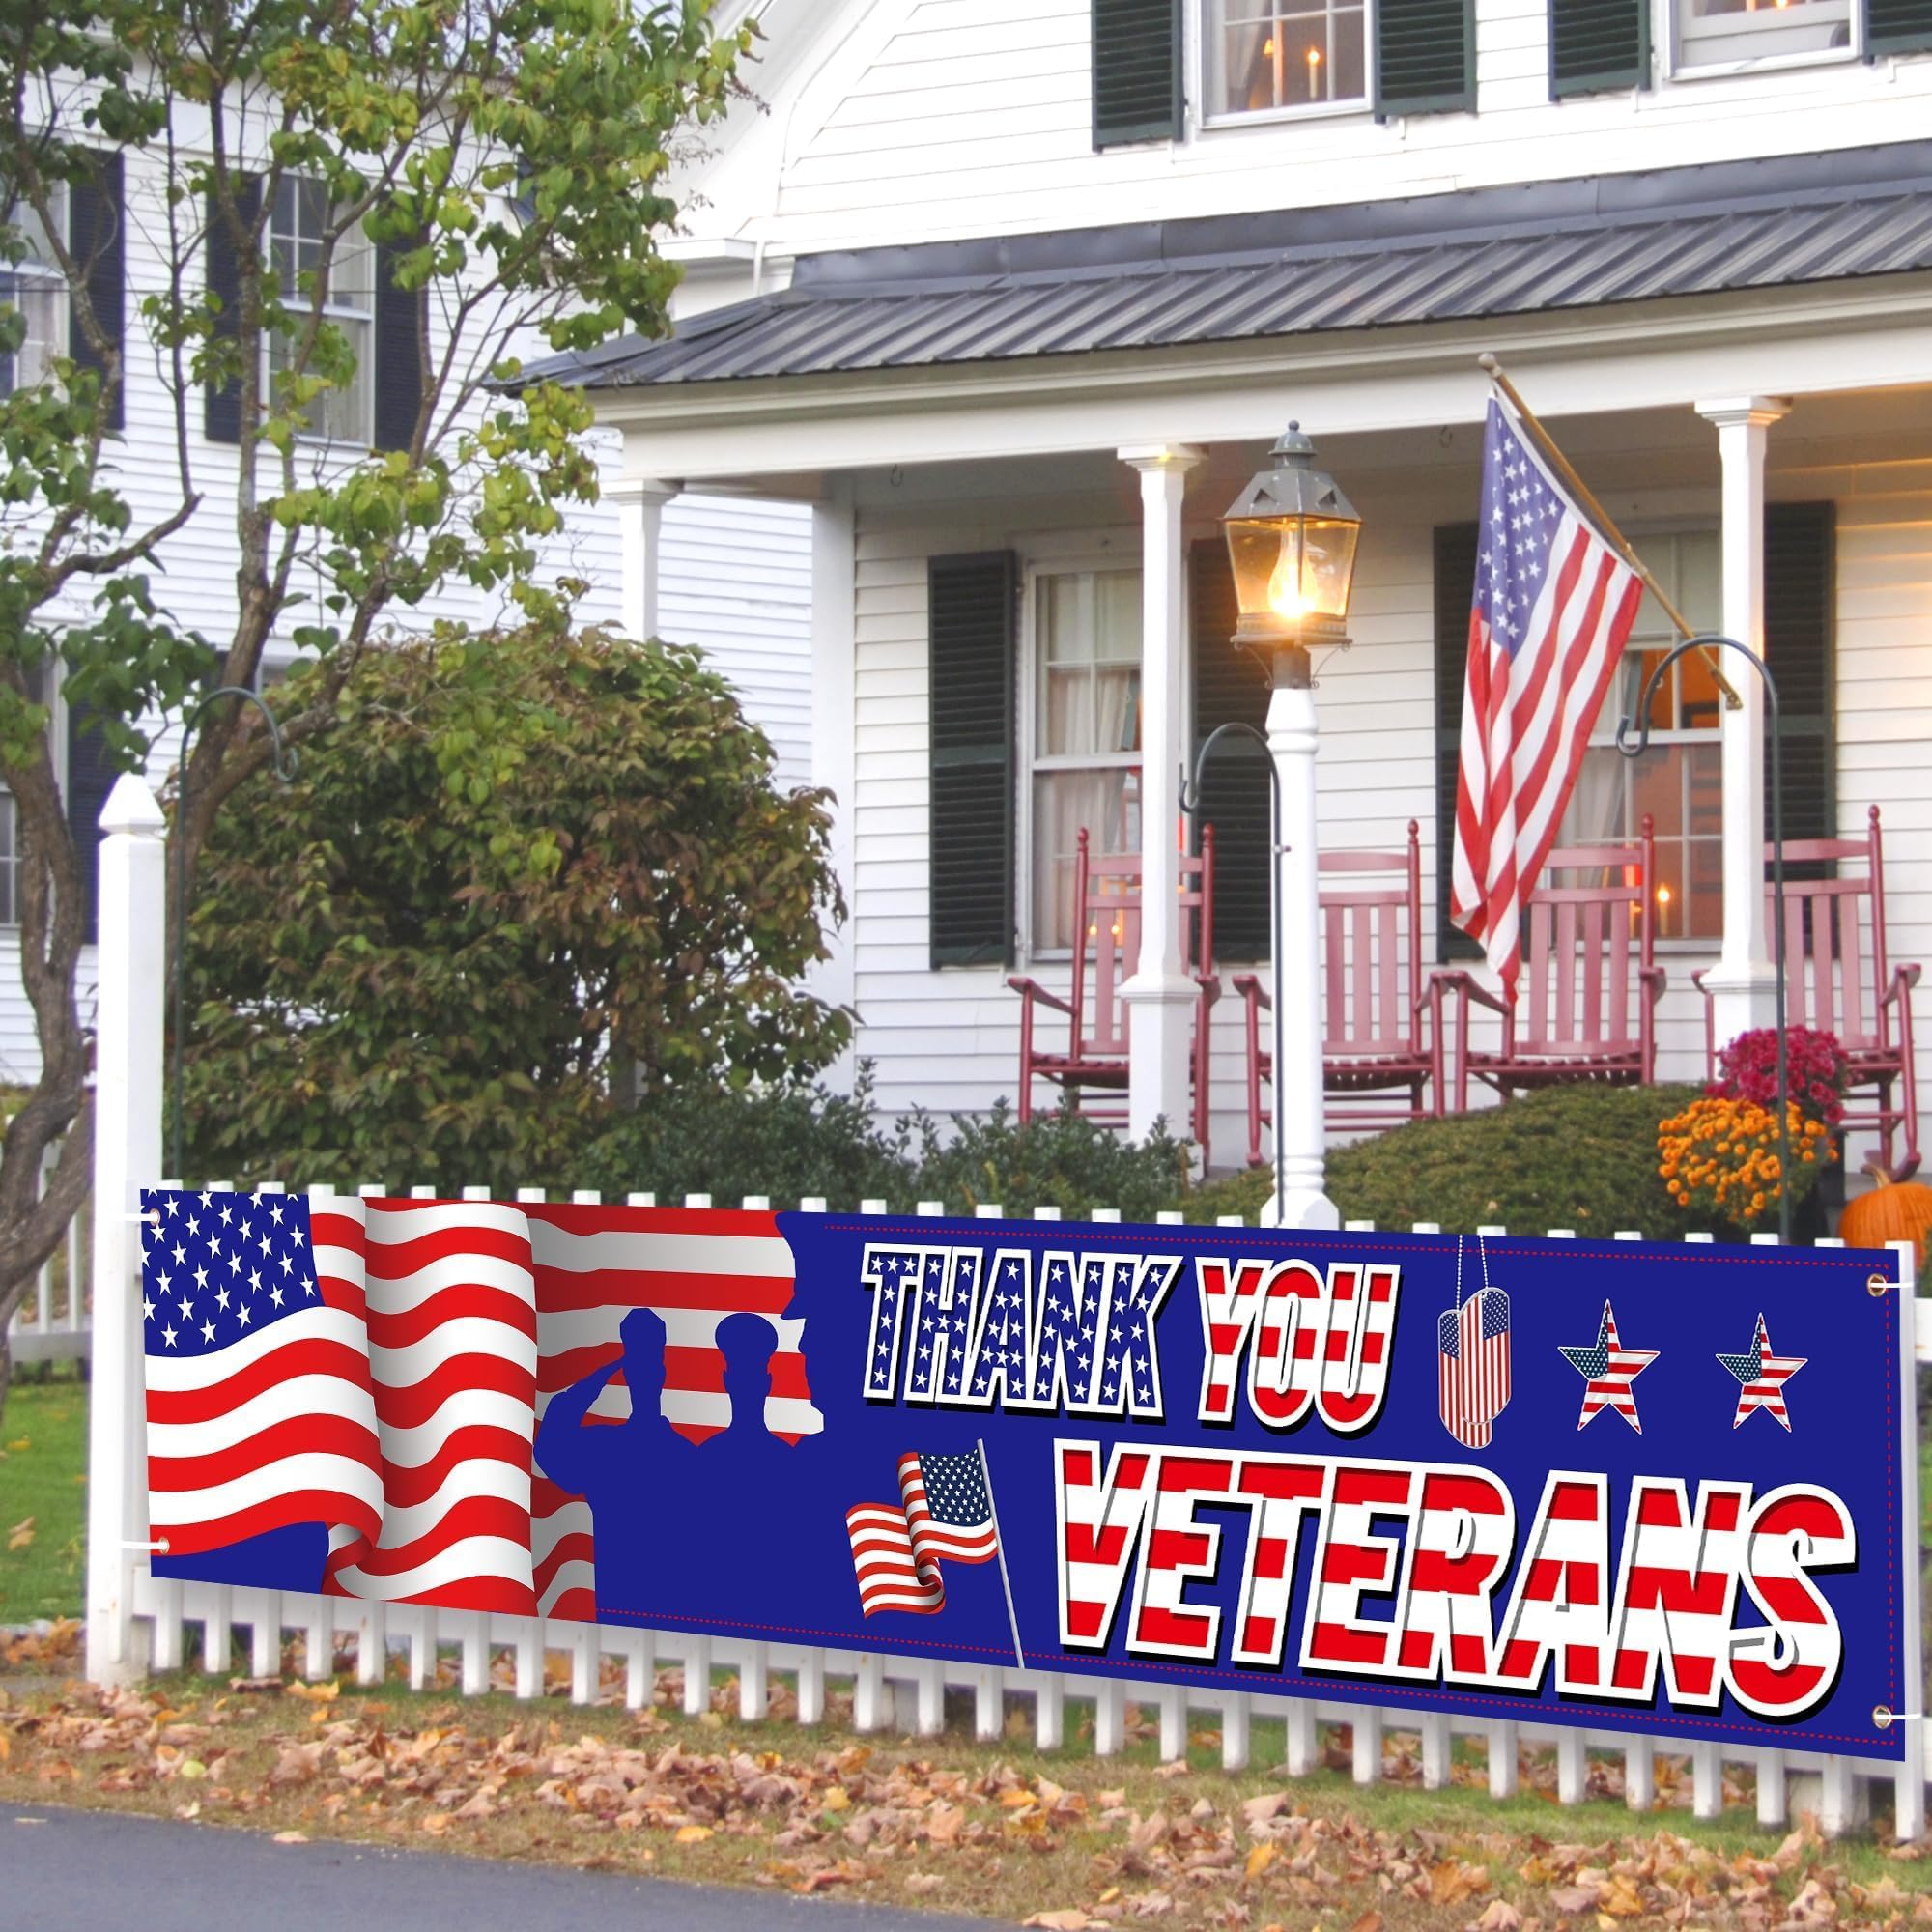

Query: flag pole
left=977, top=1437, right=1026, bottom=1671
left=1478, top=352, right=1744, bottom=712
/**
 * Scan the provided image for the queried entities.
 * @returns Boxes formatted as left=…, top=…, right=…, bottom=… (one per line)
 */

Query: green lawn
left=0, top=1376, right=88, bottom=1622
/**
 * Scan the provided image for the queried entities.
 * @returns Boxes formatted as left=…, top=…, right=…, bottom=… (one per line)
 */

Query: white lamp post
left=1221, top=424, right=1361, bottom=1230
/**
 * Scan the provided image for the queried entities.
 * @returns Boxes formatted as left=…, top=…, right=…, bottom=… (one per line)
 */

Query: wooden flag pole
left=1478, top=353, right=1744, bottom=711
left=978, top=1437, right=1027, bottom=1671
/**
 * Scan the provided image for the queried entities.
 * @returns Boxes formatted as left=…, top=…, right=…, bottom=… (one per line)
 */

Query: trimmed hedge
left=1188, top=1083, right=1711, bottom=1237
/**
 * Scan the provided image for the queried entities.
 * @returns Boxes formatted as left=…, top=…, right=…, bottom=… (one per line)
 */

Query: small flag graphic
left=1438, top=1286, right=1512, bottom=1451
left=846, top=1448, right=999, bottom=1616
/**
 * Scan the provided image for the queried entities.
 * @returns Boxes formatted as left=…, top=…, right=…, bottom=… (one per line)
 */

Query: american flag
left=524, top=1203, right=819, bottom=1622
left=1437, top=1286, right=1511, bottom=1451
left=143, top=1190, right=542, bottom=1610
left=1558, top=1298, right=1658, bottom=1434
left=846, top=1448, right=999, bottom=1616
left=1450, top=396, right=1644, bottom=1002
left=1718, top=1312, right=1807, bottom=1432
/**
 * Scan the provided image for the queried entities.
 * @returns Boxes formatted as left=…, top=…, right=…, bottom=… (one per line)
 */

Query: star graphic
left=1557, top=1299, right=1658, bottom=1434
left=1717, top=1313, right=1806, bottom=1432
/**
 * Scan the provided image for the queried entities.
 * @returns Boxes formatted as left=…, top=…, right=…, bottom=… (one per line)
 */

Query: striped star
left=1558, top=1299, right=1658, bottom=1434
left=1717, top=1313, right=1805, bottom=1432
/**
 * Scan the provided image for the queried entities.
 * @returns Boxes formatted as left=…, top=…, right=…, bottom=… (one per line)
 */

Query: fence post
left=84, top=776, right=167, bottom=1687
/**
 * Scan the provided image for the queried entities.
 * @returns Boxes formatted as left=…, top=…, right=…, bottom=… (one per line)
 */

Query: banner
left=140, top=1192, right=1913, bottom=1762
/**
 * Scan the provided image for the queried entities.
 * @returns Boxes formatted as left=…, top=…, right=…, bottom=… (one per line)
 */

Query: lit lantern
left=1221, top=422, right=1361, bottom=648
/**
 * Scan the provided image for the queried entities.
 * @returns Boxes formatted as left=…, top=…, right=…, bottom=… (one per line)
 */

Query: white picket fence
left=7, top=1145, right=89, bottom=1363
left=78, top=775, right=1932, bottom=1844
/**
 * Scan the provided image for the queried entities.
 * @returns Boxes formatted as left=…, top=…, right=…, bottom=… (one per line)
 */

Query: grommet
left=1868, top=1271, right=1891, bottom=1297
left=1874, top=1704, right=1894, bottom=1731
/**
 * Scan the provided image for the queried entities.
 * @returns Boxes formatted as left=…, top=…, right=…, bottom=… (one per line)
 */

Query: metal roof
left=535, top=143, right=1932, bottom=392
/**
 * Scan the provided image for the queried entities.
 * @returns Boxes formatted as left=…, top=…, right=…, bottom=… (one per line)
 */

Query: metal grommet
left=1875, top=1704, right=1894, bottom=1731
left=1869, top=1271, right=1891, bottom=1297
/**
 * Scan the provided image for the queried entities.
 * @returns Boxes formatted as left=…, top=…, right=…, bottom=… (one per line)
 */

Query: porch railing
left=7, top=1142, right=90, bottom=1363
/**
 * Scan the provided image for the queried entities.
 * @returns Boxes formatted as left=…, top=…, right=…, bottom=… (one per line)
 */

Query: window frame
left=1193, top=0, right=1378, bottom=128
left=1662, top=0, right=1861, bottom=80
left=7, top=186, right=70, bottom=395
left=1565, top=521, right=1724, bottom=952
left=264, top=175, right=377, bottom=449
left=1017, top=554, right=1149, bottom=964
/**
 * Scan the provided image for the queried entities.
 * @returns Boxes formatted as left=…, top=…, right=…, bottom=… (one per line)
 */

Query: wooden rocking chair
left=1432, top=815, right=1665, bottom=1111
left=1693, top=805, right=1920, bottom=1179
left=1007, top=826, right=1220, bottom=1161
left=1230, top=821, right=1442, bottom=1168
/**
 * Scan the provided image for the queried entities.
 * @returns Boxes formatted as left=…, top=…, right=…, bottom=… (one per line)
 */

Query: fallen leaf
left=271, top=1832, right=308, bottom=1846
left=905, top=1875, right=945, bottom=1896
left=1247, top=1843, right=1278, bottom=1879
left=1024, top=1914, right=1100, bottom=1931
left=419, top=1813, right=450, bottom=1836
left=674, top=1824, right=713, bottom=1844
left=7, top=1436, right=30, bottom=1452
left=1350, top=1913, right=1384, bottom=1932
left=1549, top=1888, right=1597, bottom=1914
left=284, top=1681, right=340, bottom=1702
left=1469, top=1904, right=1521, bottom=1932
left=822, top=1786, right=851, bottom=1812
left=7, top=1517, right=34, bottom=1551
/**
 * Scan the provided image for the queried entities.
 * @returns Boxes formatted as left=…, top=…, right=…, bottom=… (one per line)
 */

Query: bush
left=1186, top=1083, right=1709, bottom=1237
left=573, top=1074, right=1191, bottom=1219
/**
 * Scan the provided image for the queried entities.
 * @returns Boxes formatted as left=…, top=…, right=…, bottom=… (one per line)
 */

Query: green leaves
left=184, top=626, right=850, bottom=1194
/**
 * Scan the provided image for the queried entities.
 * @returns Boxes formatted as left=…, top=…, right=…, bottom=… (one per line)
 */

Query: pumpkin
left=1839, top=1164, right=1932, bottom=1267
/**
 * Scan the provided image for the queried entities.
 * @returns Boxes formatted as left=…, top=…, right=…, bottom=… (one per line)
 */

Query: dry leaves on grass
left=7, top=1517, right=35, bottom=1551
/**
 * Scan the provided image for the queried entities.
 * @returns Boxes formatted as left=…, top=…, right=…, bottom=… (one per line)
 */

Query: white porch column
left=1694, top=397, right=1789, bottom=1047
left=86, top=775, right=166, bottom=1687
left=610, top=474, right=680, bottom=640
left=1118, top=444, right=1206, bottom=1145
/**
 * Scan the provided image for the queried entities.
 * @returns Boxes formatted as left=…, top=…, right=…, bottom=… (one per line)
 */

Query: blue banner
left=141, top=1193, right=1913, bottom=1762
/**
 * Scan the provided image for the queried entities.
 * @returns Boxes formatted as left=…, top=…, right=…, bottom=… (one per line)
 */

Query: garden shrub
left=1186, top=1083, right=1709, bottom=1236
left=905, top=1102, right=1191, bottom=1222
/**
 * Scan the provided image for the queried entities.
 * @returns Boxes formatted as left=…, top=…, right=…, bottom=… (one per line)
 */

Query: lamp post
left=1218, top=423, right=1361, bottom=1230
left=1616, top=635, right=1794, bottom=1244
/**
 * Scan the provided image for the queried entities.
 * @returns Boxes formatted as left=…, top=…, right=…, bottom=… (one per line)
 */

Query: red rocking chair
left=1007, top=827, right=1220, bottom=1161
left=1694, top=805, right=1920, bottom=1179
left=1231, top=821, right=1441, bottom=1168
left=1432, top=815, right=1665, bottom=1111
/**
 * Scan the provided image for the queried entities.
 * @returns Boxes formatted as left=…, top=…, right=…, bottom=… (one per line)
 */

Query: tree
left=0, top=0, right=752, bottom=1416
left=182, top=624, right=849, bottom=1193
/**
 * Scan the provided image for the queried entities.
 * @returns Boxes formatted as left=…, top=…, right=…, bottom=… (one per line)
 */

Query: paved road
left=5, top=1804, right=987, bottom=1932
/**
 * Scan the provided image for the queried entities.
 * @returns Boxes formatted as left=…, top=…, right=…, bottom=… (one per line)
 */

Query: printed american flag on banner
left=1449, top=396, right=1645, bottom=1002
left=1437, top=1286, right=1512, bottom=1452
left=524, top=1204, right=820, bottom=1622
left=846, top=1449, right=1000, bottom=1616
left=143, top=1190, right=542, bottom=1611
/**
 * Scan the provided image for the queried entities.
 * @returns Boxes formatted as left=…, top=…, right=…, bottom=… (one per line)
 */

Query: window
left=1674, top=0, right=1854, bottom=69
left=1208, top=0, right=1370, bottom=115
left=1029, top=569, right=1143, bottom=952
left=1557, top=530, right=1722, bottom=942
left=268, top=177, right=375, bottom=445
left=6, top=190, right=67, bottom=392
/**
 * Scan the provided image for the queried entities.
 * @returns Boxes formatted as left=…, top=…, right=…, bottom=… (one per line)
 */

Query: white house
left=533, top=0, right=1932, bottom=1184
left=0, top=114, right=812, bottom=1090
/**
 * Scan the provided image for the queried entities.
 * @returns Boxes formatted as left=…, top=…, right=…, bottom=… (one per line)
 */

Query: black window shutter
left=65, top=700, right=121, bottom=947
left=67, top=153, right=125, bottom=432
left=1432, top=522, right=1482, bottom=960
left=204, top=174, right=261, bottom=445
left=373, top=238, right=423, bottom=453
left=1378, top=0, right=1475, bottom=115
left=1763, top=501, right=1835, bottom=854
left=1093, top=0, right=1182, bottom=148
left=1868, top=0, right=1932, bottom=53
left=929, top=552, right=1017, bottom=969
left=1550, top=0, right=1650, bottom=96
left=1189, top=538, right=1271, bottom=960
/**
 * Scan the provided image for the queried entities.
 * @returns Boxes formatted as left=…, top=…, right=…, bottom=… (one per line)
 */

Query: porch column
left=611, top=475, right=680, bottom=640
left=1118, top=443, right=1207, bottom=1146
left=1694, top=397, right=1789, bottom=1048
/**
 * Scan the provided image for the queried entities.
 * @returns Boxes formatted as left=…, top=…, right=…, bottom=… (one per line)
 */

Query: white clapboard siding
left=676, top=0, right=1932, bottom=262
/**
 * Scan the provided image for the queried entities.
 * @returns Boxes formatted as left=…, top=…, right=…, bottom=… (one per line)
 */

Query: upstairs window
left=1209, top=0, right=1371, bottom=114
left=1674, top=0, right=1854, bottom=69
left=268, top=177, right=375, bottom=446
left=5, top=193, right=67, bottom=394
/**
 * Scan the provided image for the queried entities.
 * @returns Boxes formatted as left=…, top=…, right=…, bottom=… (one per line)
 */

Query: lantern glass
left=1225, top=513, right=1360, bottom=625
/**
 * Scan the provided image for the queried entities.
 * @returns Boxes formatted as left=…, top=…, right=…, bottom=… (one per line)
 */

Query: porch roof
left=535, top=142, right=1932, bottom=393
